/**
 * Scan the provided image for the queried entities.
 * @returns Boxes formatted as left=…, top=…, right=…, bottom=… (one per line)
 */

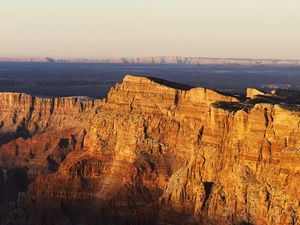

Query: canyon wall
left=1, top=75, right=300, bottom=225
left=0, top=92, right=102, bottom=136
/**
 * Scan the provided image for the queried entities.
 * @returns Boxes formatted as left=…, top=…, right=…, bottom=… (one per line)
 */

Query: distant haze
left=1, top=0, right=300, bottom=59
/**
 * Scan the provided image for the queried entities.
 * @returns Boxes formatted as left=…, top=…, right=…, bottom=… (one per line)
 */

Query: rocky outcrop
left=246, top=88, right=266, bottom=99
left=1, top=75, right=300, bottom=225
left=106, top=75, right=238, bottom=115
left=0, top=92, right=102, bottom=143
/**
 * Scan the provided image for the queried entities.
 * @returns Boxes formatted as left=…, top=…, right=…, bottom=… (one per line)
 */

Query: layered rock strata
left=0, top=75, right=300, bottom=225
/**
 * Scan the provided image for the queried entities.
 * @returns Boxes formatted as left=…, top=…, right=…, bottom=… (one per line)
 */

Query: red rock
left=0, top=75, right=300, bottom=225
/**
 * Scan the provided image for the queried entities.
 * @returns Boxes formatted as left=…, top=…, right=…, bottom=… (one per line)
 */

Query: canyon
left=1, top=75, right=300, bottom=225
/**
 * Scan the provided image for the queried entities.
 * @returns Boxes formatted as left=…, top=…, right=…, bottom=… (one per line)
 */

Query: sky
left=1, top=0, right=300, bottom=59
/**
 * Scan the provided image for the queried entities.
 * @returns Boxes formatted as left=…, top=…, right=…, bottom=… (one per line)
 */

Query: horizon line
left=0, top=56, right=300, bottom=66
left=1, top=55, right=300, bottom=61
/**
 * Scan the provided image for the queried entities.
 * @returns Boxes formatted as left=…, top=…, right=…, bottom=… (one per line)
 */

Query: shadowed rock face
left=1, top=75, right=300, bottom=225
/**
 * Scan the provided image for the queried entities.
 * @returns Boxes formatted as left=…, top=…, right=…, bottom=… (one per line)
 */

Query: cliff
left=246, top=88, right=266, bottom=99
left=1, top=75, right=300, bottom=225
left=0, top=92, right=101, bottom=135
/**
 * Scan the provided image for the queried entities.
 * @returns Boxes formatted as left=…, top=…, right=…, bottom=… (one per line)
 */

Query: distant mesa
left=0, top=56, right=300, bottom=66
left=46, top=57, right=55, bottom=63
left=261, top=83, right=292, bottom=90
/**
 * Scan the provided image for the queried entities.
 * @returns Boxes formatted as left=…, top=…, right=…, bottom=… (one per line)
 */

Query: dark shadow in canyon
left=0, top=130, right=31, bottom=146
left=0, top=167, right=29, bottom=202
left=214, top=95, right=300, bottom=113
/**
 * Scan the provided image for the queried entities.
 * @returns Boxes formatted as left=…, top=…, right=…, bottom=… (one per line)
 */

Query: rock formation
left=1, top=75, right=300, bottom=225
left=246, top=88, right=266, bottom=99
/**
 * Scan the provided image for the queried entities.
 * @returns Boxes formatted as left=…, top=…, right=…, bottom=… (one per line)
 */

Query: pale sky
left=1, top=0, right=300, bottom=59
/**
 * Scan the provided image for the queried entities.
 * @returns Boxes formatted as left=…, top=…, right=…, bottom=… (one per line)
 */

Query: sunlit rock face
left=246, top=88, right=265, bottom=99
left=1, top=75, right=300, bottom=225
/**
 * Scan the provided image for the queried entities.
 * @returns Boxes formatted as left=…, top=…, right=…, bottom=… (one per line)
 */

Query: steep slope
left=1, top=75, right=300, bottom=225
